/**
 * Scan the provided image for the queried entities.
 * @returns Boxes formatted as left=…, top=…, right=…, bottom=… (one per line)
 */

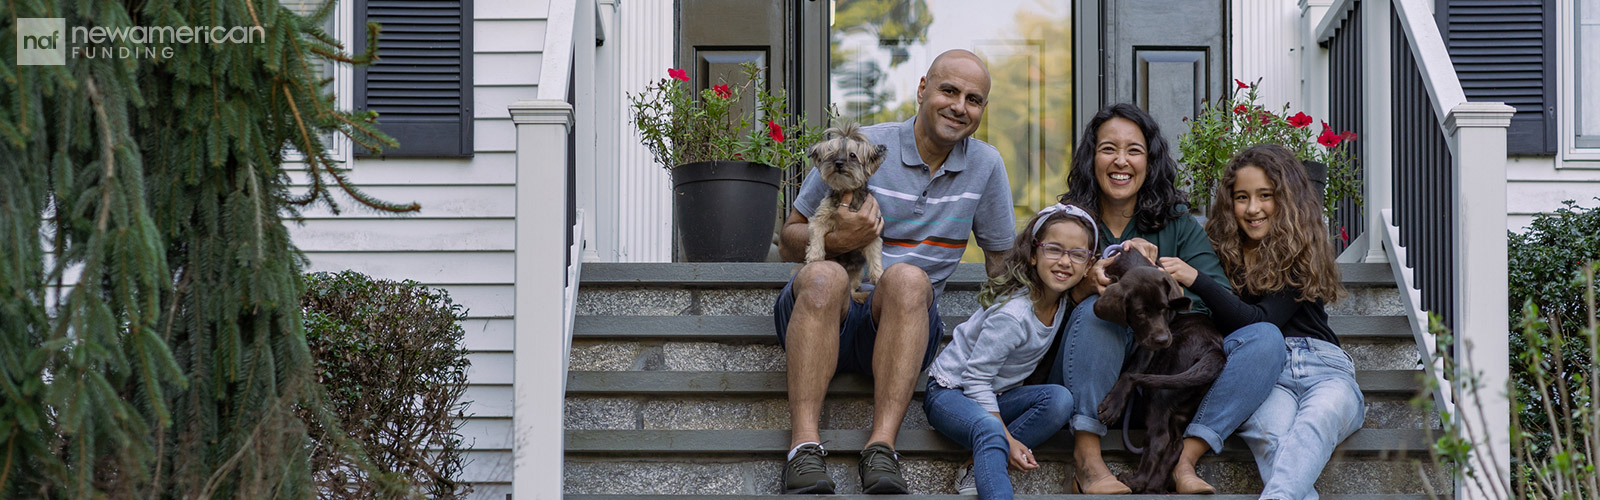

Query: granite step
left=573, top=314, right=1415, bottom=342
left=564, top=370, right=1424, bottom=397
left=564, top=394, right=1435, bottom=432
left=578, top=262, right=1399, bottom=288
left=570, top=495, right=1438, bottom=500
left=564, top=456, right=1446, bottom=496
left=564, top=428, right=1432, bottom=457
left=567, top=338, right=1421, bottom=373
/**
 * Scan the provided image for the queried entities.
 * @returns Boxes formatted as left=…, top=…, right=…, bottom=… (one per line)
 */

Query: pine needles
left=1, top=0, right=414, bottom=496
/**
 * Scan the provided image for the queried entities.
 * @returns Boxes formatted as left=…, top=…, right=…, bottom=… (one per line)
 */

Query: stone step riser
left=564, top=396, right=1439, bottom=432
left=575, top=287, right=1404, bottom=318
left=568, top=340, right=1421, bottom=373
left=564, top=458, right=1447, bottom=496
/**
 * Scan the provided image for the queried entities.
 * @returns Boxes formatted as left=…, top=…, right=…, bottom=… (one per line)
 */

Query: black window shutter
left=354, top=0, right=474, bottom=157
left=1440, top=0, right=1556, bottom=155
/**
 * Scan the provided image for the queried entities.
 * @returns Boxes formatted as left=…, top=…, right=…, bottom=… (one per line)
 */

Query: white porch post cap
left=1444, top=101, right=1515, bottom=131
left=509, top=99, right=575, bottom=131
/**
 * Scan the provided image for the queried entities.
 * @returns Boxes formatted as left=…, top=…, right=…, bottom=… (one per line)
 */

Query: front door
left=1101, top=0, right=1229, bottom=144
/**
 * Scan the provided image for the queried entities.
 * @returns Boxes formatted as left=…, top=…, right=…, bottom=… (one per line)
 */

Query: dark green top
left=1098, top=211, right=1229, bottom=316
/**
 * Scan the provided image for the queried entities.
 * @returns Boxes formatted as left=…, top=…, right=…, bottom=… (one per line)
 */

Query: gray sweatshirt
left=927, top=292, right=1070, bottom=412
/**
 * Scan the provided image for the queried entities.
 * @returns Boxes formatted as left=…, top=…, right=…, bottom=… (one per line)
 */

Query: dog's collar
left=1102, top=243, right=1124, bottom=260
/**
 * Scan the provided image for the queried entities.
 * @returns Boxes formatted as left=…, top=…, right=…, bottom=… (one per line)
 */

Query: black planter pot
left=672, top=160, right=782, bottom=262
left=1303, top=160, right=1329, bottom=209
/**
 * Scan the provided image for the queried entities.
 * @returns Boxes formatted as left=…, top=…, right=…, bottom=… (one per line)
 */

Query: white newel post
left=510, top=99, right=574, bottom=500
left=1361, top=0, right=1392, bottom=264
left=1445, top=101, right=1514, bottom=500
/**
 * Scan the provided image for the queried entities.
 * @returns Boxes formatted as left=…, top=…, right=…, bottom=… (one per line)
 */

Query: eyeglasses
left=1035, top=243, right=1093, bottom=264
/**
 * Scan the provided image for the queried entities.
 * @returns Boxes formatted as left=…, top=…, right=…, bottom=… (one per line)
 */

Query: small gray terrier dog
left=805, top=121, right=887, bottom=302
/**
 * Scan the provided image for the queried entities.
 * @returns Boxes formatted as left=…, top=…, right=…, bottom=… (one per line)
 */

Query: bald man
left=773, top=49, right=1016, bottom=494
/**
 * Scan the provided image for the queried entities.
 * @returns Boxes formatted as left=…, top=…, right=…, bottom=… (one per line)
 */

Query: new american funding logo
left=16, top=18, right=264, bottom=65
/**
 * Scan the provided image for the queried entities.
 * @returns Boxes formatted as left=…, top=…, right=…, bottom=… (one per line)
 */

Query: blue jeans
left=923, top=380, right=1073, bottom=500
left=1046, top=296, right=1285, bottom=452
left=1235, top=337, right=1366, bottom=500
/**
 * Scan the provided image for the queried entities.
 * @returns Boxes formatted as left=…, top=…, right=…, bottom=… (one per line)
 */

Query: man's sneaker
left=954, top=463, right=977, bottom=495
left=858, top=442, right=910, bottom=494
left=784, top=443, right=835, bottom=494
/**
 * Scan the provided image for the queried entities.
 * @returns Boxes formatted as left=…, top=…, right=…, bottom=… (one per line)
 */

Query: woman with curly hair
left=1159, top=144, right=1362, bottom=500
left=1034, top=104, right=1286, bottom=494
left=923, top=204, right=1098, bottom=499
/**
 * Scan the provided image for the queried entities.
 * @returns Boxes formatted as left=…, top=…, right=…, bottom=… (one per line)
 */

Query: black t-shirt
left=1188, top=272, right=1340, bottom=346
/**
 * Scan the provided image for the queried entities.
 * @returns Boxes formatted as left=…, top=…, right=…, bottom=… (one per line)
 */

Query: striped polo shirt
left=794, top=117, right=1015, bottom=293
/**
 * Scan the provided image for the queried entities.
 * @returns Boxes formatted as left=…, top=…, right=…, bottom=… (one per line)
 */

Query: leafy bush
left=1508, top=199, right=1600, bottom=457
left=300, top=271, right=473, bottom=499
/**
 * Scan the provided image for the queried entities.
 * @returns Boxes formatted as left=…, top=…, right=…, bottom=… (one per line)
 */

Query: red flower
left=668, top=68, right=689, bottom=81
left=1340, top=130, right=1358, bottom=142
left=1321, top=120, right=1331, bottom=132
left=767, top=120, right=785, bottom=143
left=1340, top=226, right=1350, bottom=243
left=713, top=84, right=731, bottom=99
left=1259, top=113, right=1274, bottom=125
left=733, top=153, right=744, bottom=160
left=1318, top=129, right=1342, bottom=147
left=1236, top=78, right=1250, bottom=89
left=1287, top=112, right=1313, bottom=128
left=1233, top=104, right=1248, bottom=114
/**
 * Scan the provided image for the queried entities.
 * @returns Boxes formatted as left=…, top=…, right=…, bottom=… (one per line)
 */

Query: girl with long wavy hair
left=1159, top=144, right=1361, bottom=500
left=923, top=204, right=1096, bottom=499
left=1033, top=104, right=1286, bottom=494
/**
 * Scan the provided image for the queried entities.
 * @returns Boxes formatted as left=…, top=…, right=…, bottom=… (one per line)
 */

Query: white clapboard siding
left=293, top=186, right=516, bottom=219
left=461, top=318, right=514, bottom=351
left=289, top=219, right=515, bottom=252
left=287, top=153, right=515, bottom=185
left=1506, top=156, right=1600, bottom=231
left=282, top=0, right=550, bottom=493
left=1231, top=0, right=1302, bottom=111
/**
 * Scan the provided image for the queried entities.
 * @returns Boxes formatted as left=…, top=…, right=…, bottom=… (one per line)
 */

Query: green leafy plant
left=1507, top=198, right=1600, bottom=463
left=301, top=271, right=473, bottom=499
left=1411, top=262, right=1600, bottom=500
left=1177, top=78, right=1361, bottom=217
left=629, top=61, right=828, bottom=172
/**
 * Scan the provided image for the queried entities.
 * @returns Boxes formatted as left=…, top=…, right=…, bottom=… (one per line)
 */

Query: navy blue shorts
left=772, top=278, right=944, bottom=374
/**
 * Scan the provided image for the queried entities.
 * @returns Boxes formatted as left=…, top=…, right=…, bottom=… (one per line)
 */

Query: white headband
left=1030, top=203, right=1098, bottom=251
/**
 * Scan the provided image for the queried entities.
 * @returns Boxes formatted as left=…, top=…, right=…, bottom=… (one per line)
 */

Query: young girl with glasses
left=1157, top=144, right=1363, bottom=500
left=923, top=204, right=1097, bottom=499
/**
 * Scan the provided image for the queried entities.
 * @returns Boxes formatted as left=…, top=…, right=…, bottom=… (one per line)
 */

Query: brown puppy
left=1093, top=248, right=1226, bottom=493
left=804, top=121, right=888, bottom=302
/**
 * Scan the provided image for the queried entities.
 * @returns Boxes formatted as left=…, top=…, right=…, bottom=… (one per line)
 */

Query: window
left=281, top=0, right=353, bottom=166
left=353, top=0, right=474, bottom=158
left=1576, top=0, right=1600, bottom=150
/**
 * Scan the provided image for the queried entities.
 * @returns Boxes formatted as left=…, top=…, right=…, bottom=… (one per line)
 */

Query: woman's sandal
left=1071, top=474, right=1133, bottom=495
left=1174, top=473, right=1217, bottom=495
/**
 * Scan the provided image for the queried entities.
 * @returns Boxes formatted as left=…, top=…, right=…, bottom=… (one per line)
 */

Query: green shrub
left=300, top=271, right=473, bottom=499
left=1509, top=199, right=1600, bottom=457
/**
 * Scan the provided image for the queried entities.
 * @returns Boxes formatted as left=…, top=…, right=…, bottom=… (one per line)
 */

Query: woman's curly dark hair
left=1060, top=103, right=1189, bottom=238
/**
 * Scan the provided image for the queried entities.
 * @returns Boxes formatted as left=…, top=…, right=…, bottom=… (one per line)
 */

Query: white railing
left=563, top=209, right=586, bottom=381
left=1312, top=1, right=1513, bottom=498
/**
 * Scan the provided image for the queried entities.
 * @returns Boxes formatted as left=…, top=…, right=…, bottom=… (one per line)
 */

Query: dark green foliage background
left=301, top=271, right=472, bottom=499
left=1509, top=198, right=1600, bottom=458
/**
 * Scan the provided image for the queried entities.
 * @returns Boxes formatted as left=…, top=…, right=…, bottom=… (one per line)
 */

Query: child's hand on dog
left=826, top=192, right=884, bottom=252
left=1121, top=238, right=1159, bottom=263
left=1157, top=257, right=1198, bottom=287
